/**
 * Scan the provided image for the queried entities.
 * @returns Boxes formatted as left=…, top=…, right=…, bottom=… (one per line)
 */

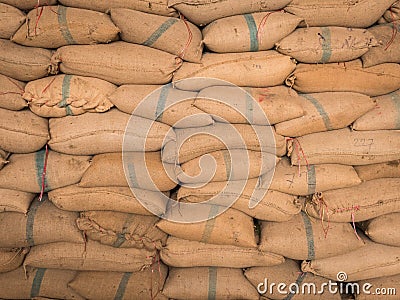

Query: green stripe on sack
left=60, top=75, right=74, bottom=116
left=57, top=5, right=76, bottom=45
left=390, top=91, right=400, bottom=129
left=300, top=211, right=315, bottom=260
left=30, top=268, right=46, bottom=298
left=208, top=267, right=217, bottom=300
left=320, top=27, right=332, bottom=63
left=284, top=271, right=306, bottom=300
left=222, top=150, right=232, bottom=181
left=114, top=272, right=133, bottom=300
left=155, top=83, right=171, bottom=122
left=243, top=14, right=259, bottom=52
left=301, top=94, right=333, bottom=130
left=200, top=205, right=220, bottom=243
left=142, top=18, right=179, bottom=47
left=26, top=198, right=45, bottom=246
left=307, top=165, right=317, bottom=195
left=127, top=163, right=139, bottom=188
left=35, top=148, right=50, bottom=192
left=112, top=214, right=135, bottom=248
left=245, top=91, right=254, bottom=123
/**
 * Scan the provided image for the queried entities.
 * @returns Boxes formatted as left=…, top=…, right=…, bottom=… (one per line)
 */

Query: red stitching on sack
left=178, top=13, right=193, bottom=60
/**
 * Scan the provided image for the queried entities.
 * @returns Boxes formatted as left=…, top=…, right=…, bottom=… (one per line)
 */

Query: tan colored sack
left=268, top=158, right=361, bottom=196
left=284, top=0, right=396, bottom=28
left=68, top=264, right=168, bottom=300
left=173, top=51, right=296, bottom=90
left=24, top=75, right=115, bottom=118
left=12, top=6, right=119, bottom=48
left=0, top=267, right=82, bottom=299
left=0, top=188, right=35, bottom=213
left=52, top=42, right=182, bottom=85
left=288, top=128, right=400, bottom=166
left=0, top=3, right=25, bottom=39
left=355, top=160, right=400, bottom=181
left=168, top=0, right=292, bottom=26
left=0, top=39, right=56, bottom=81
left=157, top=207, right=257, bottom=247
left=162, top=267, right=259, bottom=300
left=384, top=1, right=400, bottom=22
left=0, top=248, right=28, bottom=273
left=304, top=178, right=400, bottom=222
left=49, top=109, right=174, bottom=155
left=77, top=211, right=167, bottom=250
left=0, top=108, right=48, bottom=154
left=0, top=150, right=90, bottom=193
left=0, top=149, right=7, bottom=170
left=259, top=212, right=365, bottom=260
left=275, top=92, right=375, bottom=137
left=0, top=0, right=57, bottom=10
left=0, top=74, right=26, bottom=111
left=48, top=185, right=167, bottom=216
left=59, top=0, right=177, bottom=16
left=203, top=11, right=302, bottom=53
left=111, top=8, right=202, bottom=63
left=352, top=90, right=400, bottom=131
left=194, top=85, right=304, bottom=125
left=24, top=240, right=156, bottom=272
left=360, top=212, right=400, bottom=247
left=161, top=236, right=284, bottom=268
left=356, top=274, right=400, bottom=300
left=287, top=60, right=400, bottom=97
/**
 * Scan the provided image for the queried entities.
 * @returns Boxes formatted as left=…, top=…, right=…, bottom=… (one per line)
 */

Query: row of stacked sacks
left=0, top=0, right=400, bottom=299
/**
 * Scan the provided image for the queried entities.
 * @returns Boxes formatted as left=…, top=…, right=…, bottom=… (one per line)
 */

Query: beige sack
left=284, top=0, right=396, bottom=28
left=0, top=3, right=25, bottom=39
left=304, top=178, right=400, bottom=222
left=48, top=185, right=167, bottom=216
left=384, top=1, right=400, bottom=22
left=24, top=240, right=156, bottom=272
left=355, top=160, right=400, bottom=181
left=0, top=150, right=90, bottom=193
left=161, top=236, right=284, bottom=268
left=157, top=207, right=257, bottom=248
left=287, top=60, right=400, bottom=97
left=360, top=212, right=400, bottom=247
left=0, top=149, right=7, bottom=170
left=288, top=128, right=400, bottom=166
left=52, top=42, right=182, bottom=85
left=49, top=109, right=174, bottom=155
left=0, top=0, right=57, bottom=10
left=203, top=11, right=302, bottom=53
left=0, top=188, right=35, bottom=213
left=356, top=274, right=400, bottom=300
left=12, top=6, right=119, bottom=48
left=275, top=92, right=375, bottom=137
left=352, top=89, right=400, bottom=131
left=173, top=51, right=296, bottom=90
left=162, top=267, right=259, bottom=299
left=0, top=108, right=48, bottom=154
left=76, top=211, right=167, bottom=250
left=23, top=75, right=115, bottom=118
left=0, top=74, right=26, bottom=111
left=68, top=264, right=168, bottom=300
left=0, top=248, right=28, bottom=273
left=168, top=0, right=292, bottom=26
left=0, top=39, right=56, bottom=81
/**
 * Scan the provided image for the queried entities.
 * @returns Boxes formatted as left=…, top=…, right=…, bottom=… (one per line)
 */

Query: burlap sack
left=162, top=267, right=259, bottom=299
left=0, top=108, right=48, bottom=154
left=0, top=248, right=28, bottom=273
left=178, top=180, right=301, bottom=221
left=0, top=74, right=26, bottom=111
left=59, top=0, right=177, bottom=16
left=355, top=160, right=400, bottom=181
left=24, top=240, right=156, bottom=272
left=259, top=212, right=365, bottom=260
left=0, top=149, right=7, bottom=170
left=160, top=236, right=284, bottom=268
left=12, top=6, right=119, bottom=48
left=0, top=39, right=56, bottom=81
left=245, top=259, right=342, bottom=300
left=360, top=212, right=400, bottom=247
left=0, top=188, right=35, bottom=213
left=194, top=85, right=304, bottom=125
left=48, top=185, right=167, bottom=216
left=356, top=274, right=400, bottom=300
left=0, top=0, right=57, bottom=10
left=304, top=178, right=400, bottom=222
left=173, top=51, right=296, bottom=90
left=168, top=0, right=292, bottom=26
left=286, top=60, right=400, bottom=97
left=76, top=211, right=167, bottom=250
left=157, top=207, right=257, bottom=247
left=284, top=0, right=396, bottom=28
left=52, top=42, right=182, bottom=85
left=0, top=267, right=82, bottom=299
left=267, top=157, right=362, bottom=196
left=203, top=11, right=302, bottom=53
left=68, top=264, right=168, bottom=300
left=0, top=150, right=90, bottom=193
left=384, top=1, right=400, bottom=22
left=23, top=75, right=115, bottom=118
left=0, top=3, right=25, bottom=39
left=275, top=92, right=375, bottom=137
left=111, top=9, right=202, bottom=63
left=49, top=109, right=174, bottom=155
left=288, top=128, right=400, bottom=166
left=352, top=89, right=400, bottom=131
